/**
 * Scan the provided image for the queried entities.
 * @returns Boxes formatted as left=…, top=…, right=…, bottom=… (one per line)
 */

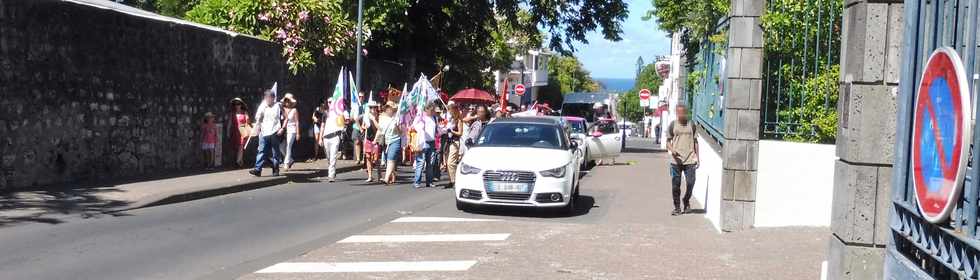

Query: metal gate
left=889, top=0, right=980, bottom=279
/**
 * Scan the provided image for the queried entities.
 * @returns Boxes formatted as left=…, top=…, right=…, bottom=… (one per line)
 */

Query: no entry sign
left=514, top=84, right=526, bottom=96
left=912, top=47, right=972, bottom=223
left=639, top=88, right=651, bottom=100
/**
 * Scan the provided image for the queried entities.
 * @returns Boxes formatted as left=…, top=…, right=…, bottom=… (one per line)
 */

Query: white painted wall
left=754, top=140, right=836, bottom=227
left=692, top=137, right=723, bottom=232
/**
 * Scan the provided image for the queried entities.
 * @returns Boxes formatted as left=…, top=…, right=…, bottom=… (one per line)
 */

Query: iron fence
left=691, top=19, right=730, bottom=143
left=760, top=0, right=843, bottom=143
left=891, top=0, right=980, bottom=278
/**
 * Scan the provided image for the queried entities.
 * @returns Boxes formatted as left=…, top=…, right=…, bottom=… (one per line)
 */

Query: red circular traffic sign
left=514, top=84, right=526, bottom=96
left=639, top=88, right=651, bottom=100
left=912, top=47, right=972, bottom=223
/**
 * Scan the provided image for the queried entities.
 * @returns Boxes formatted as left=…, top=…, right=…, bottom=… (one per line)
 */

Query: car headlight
left=540, top=166, right=567, bottom=178
left=460, top=163, right=482, bottom=175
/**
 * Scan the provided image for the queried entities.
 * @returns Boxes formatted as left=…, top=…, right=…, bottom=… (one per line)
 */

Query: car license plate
left=491, top=182, right=528, bottom=193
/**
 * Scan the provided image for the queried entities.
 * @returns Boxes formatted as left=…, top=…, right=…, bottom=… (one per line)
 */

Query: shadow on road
left=623, top=147, right=666, bottom=154
left=0, top=186, right=132, bottom=227
left=463, top=195, right=597, bottom=218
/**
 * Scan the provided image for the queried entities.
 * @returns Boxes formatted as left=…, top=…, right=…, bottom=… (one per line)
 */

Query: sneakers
left=671, top=208, right=682, bottom=216
left=328, top=177, right=335, bottom=183
left=248, top=169, right=261, bottom=177
left=683, top=205, right=691, bottom=214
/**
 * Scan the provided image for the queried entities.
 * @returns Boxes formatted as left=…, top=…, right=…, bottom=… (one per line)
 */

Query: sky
left=572, top=0, right=670, bottom=79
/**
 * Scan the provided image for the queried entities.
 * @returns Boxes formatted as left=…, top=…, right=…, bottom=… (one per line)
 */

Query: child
left=201, top=112, right=218, bottom=169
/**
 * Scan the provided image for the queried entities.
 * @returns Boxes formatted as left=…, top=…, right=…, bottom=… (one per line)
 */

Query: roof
left=562, top=116, right=586, bottom=121
left=490, top=116, right=562, bottom=126
left=562, top=92, right=612, bottom=105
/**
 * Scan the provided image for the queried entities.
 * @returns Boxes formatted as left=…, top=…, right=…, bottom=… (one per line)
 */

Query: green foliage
left=645, top=0, right=729, bottom=63
left=777, top=66, right=839, bottom=143
left=618, top=64, right=663, bottom=122
left=762, top=0, right=842, bottom=143
left=186, top=0, right=355, bottom=74
left=155, top=0, right=199, bottom=17
left=536, top=55, right=599, bottom=107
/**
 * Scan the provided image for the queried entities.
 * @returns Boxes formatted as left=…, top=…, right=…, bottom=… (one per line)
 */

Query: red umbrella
left=451, top=88, right=495, bottom=104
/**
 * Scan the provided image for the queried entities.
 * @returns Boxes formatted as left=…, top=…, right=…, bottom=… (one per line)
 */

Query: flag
left=348, top=70, right=361, bottom=119
left=500, top=79, right=508, bottom=112
left=271, top=82, right=278, bottom=100
left=330, top=67, right=346, bottom=115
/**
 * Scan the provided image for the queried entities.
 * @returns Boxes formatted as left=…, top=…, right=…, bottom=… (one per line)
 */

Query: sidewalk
left=0, top=160, right=363, bottom=226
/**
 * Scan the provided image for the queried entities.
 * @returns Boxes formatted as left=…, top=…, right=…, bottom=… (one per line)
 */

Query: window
left=593, top=121, right=618, bottom=134
left=478, top=123, right=564, bottom=149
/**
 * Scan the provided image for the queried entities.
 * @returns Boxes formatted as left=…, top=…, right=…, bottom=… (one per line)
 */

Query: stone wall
left=0, top=0, right=406, bottom=190
left=826, top=0, right=903, bottom=279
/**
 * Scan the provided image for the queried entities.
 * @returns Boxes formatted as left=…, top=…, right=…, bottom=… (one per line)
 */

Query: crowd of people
left=204, top=88, right=502, bottom=189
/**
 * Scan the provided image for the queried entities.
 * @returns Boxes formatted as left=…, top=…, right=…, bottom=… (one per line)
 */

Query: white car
left=585, top=120, right=623, bottom=165
left=455, top=117, right=581, bottom=214
left=562, top=116, right=590, bottom=169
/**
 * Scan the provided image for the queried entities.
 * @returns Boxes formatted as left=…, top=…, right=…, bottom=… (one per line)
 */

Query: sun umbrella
left=451, top=88, right=495, bottom=104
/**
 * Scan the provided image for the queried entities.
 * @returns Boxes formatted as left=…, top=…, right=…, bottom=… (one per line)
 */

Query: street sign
left=514, top=84, right=526, bottom=96
left=639, top=88, right=651, bottom=100
left=912, top=47, right=973, bottom=223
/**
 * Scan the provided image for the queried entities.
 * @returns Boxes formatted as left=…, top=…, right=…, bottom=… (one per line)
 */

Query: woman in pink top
left=228, top=98, right=251, bottom=167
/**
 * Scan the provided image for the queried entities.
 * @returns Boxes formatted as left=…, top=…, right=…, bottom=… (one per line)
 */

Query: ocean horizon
left=594, top=78, right=635, bottom=93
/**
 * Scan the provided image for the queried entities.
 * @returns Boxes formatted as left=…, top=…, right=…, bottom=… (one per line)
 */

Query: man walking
left=666, top=104, right=699, bottom=216
left=412, top=102, right=438, bottom=188
left=249, top=90, right=283, bottom=177
left=320, top=98, right=345, bottom=182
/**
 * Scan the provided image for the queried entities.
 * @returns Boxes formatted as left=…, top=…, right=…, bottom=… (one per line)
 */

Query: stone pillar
left=826, top=1, right=903, bottom=279
left=719, top=0, right=764, bottom=232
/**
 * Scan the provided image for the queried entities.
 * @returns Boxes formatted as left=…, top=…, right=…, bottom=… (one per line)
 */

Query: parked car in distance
left=586, top=119, right=623, bottom=165
left=562, top=116, right=589, bottom=169
left=455, top=117, right=581, bottom=214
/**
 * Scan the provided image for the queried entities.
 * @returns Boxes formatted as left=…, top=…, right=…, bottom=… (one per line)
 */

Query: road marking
left=338, top=233, right=510, bottom=243
left=256, top=261, right=478, bottom=273
left=391, top=216, right=502, bottom=223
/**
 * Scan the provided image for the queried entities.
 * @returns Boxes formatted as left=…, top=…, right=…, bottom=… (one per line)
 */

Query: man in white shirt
left=249, top=90, right=284, bottom=177
left=412, top=102, right=438, bottom=188
left=319, top=98, right=345, bottom=182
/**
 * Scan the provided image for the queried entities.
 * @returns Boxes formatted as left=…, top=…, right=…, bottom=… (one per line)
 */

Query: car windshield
left=478, top=123, right=563, bottom=149
left=569, top=120, right=587, bottom=134
left=594, top=121, right=618, bottom=134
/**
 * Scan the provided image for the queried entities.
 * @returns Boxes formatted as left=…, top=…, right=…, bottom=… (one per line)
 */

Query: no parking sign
left=912, top=47, right=973, bottom=223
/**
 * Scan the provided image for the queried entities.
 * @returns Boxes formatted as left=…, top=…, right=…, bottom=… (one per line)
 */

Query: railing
left=690, top=18, right=729, bottom=143
left=759, top=0, right=843, bottom=143
left=891, top=0, right=980, bottom=278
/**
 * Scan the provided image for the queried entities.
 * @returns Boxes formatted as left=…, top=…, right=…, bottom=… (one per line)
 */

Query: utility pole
left=355, top=0, right=364, bottom=93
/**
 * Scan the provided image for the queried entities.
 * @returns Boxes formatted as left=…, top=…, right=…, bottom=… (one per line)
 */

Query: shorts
left=385, top=139, right=401, bottom=161
left=201, top=143, right=215, bottom=150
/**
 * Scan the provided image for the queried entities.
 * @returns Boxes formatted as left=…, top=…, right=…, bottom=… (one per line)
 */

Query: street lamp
left=355, top=0, right=364, bottom=92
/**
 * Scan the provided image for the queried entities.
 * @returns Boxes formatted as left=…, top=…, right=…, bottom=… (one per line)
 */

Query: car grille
left=484, top=170, right=536, bottom=201
left=483, top=170, right=536, bottom=183
left=487, top=192, right=533, bottom=201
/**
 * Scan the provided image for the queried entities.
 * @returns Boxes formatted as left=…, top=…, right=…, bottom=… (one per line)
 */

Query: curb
left=113, top=165, right=363, bottom=212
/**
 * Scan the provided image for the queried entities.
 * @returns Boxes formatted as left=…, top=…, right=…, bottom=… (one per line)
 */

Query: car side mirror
left=569, top=141, right=578, bottom=150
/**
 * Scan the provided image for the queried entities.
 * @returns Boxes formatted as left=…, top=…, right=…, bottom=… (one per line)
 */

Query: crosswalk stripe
left=256, top=261, right=478, bottom=273
left=338, top=233, right=510, bottom=243
left=391, top=216, right=502, bottom=223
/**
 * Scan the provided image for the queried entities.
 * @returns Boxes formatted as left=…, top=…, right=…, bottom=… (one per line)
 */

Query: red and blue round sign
left=912, top=47, right=973, bottom=223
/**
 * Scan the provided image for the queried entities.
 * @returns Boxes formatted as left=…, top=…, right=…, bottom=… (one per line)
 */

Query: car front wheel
left=563, top=194, right=576, bottom=216
left=456, top=199, right=470, bottom=212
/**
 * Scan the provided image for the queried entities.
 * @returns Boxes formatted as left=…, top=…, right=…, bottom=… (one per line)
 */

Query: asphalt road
left=0, top=166, right=456, bottom=280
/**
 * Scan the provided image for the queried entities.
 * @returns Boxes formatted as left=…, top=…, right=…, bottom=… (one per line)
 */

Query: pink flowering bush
left=187, top=0, right=355, bottom=74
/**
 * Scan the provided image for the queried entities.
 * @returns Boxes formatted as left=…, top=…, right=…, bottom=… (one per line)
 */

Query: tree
left=535, top=55, right=599, bottom=107
left=644, top=0, right=729, bottom=64
left=185, top=0, right=356, bottom=74
left=618, top=63, right=662, bottom=122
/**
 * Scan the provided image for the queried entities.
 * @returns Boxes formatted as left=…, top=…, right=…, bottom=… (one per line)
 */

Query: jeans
left=670, top=164, right=697, bottom=209
left=254, top=135, right=281, bottom=172
left=414, top=141, right=435, bottom=187
left=283, top=133, right=297, bottom=167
